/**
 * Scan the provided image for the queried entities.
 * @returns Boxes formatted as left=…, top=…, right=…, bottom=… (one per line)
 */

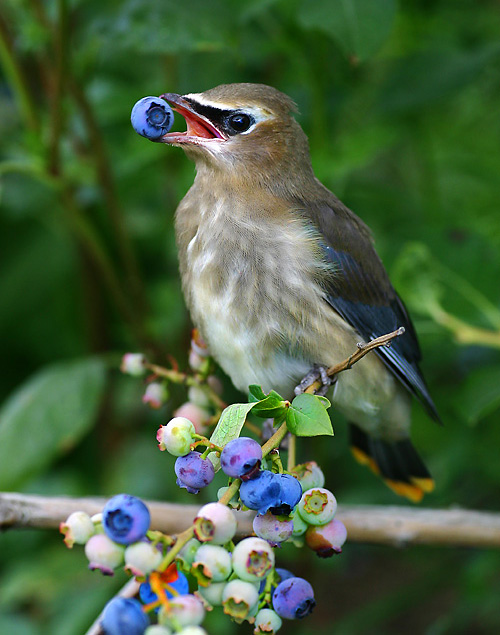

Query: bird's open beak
left=159, top=93, right=226, bottom=145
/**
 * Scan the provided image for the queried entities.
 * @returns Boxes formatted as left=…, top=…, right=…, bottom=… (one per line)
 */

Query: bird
left=158, top=82, right=440, bottom=502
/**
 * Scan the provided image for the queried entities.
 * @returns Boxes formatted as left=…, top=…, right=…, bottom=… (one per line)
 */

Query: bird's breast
left=175, top=189, right=407, bottom=435
left=176, top=193, right=357, bottom=397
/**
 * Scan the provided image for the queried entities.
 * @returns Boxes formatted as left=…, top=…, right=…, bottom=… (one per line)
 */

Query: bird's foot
left=294, top=364, right=334, bottom=397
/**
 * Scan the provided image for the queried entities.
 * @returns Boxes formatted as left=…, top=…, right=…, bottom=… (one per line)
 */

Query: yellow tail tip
left=351, top=446, right=380, bottom=476
left=410, top=477, right=435, bottom=494
left=384, top=478, right=425, bottom=503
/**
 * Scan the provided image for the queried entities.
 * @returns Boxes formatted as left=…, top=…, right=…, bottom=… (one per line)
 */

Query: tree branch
left=2, top=492, right=500, bottom=549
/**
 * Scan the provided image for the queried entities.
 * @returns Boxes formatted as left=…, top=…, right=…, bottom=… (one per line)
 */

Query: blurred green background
left=1, top=0, right=500, bottom=633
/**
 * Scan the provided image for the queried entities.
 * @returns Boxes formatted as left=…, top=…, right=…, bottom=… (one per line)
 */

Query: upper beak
left=159, top=93, right=226, bottom=144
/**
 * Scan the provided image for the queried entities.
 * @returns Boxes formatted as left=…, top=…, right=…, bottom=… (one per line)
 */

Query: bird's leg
left=294, top=364, right=334, bottom=397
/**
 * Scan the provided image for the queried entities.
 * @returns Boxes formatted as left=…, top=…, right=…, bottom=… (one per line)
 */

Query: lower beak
left=159, top=93, right=225, bottom=143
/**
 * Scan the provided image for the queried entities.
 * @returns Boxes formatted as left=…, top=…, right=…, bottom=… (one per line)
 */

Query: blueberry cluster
left=61, top=494, right=207, bottom=634
left=64, top=340, right=348, bottom=634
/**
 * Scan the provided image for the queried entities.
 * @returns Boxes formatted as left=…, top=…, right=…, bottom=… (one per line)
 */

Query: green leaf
left=0, top=358, right=106, bottom=489
left=248, top=385, right=267, bottom=402
left=456, top=365, right=500, bottom=425
left=286, top=393, right=334, bottom=437
left=378, top=44, right=500, bottom=114
left=208, top=401, right=258, bottom=470
left=248, top=385, right=287, bottom=417
left=315, top=395, right=331, bottom=408
left=297, top=0, right=397, bottom=61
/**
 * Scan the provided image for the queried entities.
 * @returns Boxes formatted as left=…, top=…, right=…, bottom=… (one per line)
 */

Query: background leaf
left=455, top=365, right=500, bottom=425
left=0, top=358, right=106, bottom=489
left=298, top=0, right=397, bottom=61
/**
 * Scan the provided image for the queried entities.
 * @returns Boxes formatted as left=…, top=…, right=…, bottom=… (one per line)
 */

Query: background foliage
left=1, top=0, right=500, bottom=633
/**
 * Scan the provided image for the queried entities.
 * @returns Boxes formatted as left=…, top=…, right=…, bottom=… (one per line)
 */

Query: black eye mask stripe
left=183, top=98, right=233, bottom=127
left=183, top=97, right=254, bottom=136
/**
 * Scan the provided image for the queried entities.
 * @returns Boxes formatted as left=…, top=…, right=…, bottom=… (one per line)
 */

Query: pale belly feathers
left=177, top=199, right=411, bottom=439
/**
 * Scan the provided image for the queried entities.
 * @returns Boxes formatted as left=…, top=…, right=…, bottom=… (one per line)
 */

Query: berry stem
left=287, top=434, right=297, bottom=472
left=158, top=526, right=195, bottom=573
left=269, top=450, right=284, bottom=474
left=261, top=422, right=289, bottom=458
left=146, top=362, right=226, bottom=409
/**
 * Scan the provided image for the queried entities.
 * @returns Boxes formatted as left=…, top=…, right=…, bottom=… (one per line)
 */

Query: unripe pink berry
left=297, top=487, right=337, bottom=526
left=157, top=416, right=195, bottom=456
left=174, top=402, right=210, bottom=435
left=253, top=512, right=293, bottom=546
left=121, top=353, right=146, bottom=376
left=194, top=502, right=237, bottom=544
left=232, top=537, right=275, bottom=582
left=305, top=518, right=347, bottom=557
left=159, top=594, right=205, bottom=629
left=222, top=579, right=259, bottom=624
left=124, top=541, right=162, bottom=576
left=60, top=511, right=95, bottom=548
left=143, top=382, right=168, bottom=409
left=85, top=534, right=124, bottom=575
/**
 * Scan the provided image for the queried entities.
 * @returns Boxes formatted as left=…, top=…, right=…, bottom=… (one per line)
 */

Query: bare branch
left=304, top=327, right=405, bottom=394
left=326, top=327, right=406, bottom=376
left=2, top=492, right=500, bottom=549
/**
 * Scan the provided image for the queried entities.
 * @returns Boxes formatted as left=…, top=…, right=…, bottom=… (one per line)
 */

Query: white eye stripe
left=184, top=94, right=270, bottom=125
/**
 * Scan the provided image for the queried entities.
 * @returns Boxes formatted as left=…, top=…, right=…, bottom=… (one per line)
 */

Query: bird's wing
left=299, top=195, right=440, bottom=422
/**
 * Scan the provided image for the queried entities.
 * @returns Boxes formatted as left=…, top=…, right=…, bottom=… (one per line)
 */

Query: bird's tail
left=349, top=422, right=434, bottom=503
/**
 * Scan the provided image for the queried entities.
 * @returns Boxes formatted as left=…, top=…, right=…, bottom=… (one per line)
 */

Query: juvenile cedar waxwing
left=159, top=83, right=440, bottom=502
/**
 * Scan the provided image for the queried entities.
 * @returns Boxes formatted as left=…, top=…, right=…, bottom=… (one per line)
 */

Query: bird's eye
left=227, top=113, right=254, bottom=134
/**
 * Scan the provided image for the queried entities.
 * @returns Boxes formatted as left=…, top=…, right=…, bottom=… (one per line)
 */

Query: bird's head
left=159, top=83, right=314, bottom=188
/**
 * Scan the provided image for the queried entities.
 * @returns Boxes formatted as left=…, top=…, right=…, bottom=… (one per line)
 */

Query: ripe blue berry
left=101, top=597, right=149, bottom=635
left=175, top=451, right=215, bottom=494
left=102, top=494, right=150, bottom=545
left=239, top=470, right=281, bottom=514
left=269, top=473, right=302, bottom=516
left=131, top=97, right=173, bottom=140
left=220, top=437, right=262, bottom=479
left=240, top=471, right=301, bottom=516
left=272, top=576, right=316, bottom=620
